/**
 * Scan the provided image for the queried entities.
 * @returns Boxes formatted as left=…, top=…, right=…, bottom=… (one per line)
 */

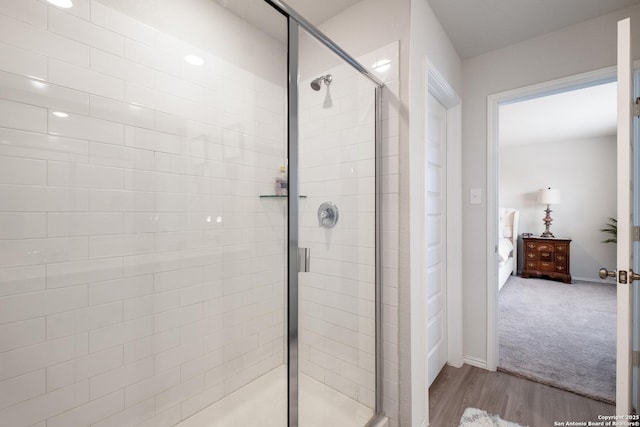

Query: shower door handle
left=298, top=247, right=310, bottom=273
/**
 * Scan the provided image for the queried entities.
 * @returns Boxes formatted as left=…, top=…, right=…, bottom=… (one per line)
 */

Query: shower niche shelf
left=259, top=195, right=307, bottom=198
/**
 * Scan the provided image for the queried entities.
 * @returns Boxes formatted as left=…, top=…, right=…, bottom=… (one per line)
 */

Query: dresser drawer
left=539, top=251, right=552, bottom=261
left=536, top=244, right=555, bottom=253
left=538, top=261, right=556, bottom=272
left=555, top=254, right=567, bottom=266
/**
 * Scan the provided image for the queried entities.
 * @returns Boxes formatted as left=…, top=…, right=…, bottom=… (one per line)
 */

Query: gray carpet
left=498, top=276, right=616, bottom=403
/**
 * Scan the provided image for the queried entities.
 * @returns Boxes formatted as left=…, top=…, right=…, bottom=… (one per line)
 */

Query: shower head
left=310, top=78, right=322, bottom=91
left=310, top=74, right=333, bottom=91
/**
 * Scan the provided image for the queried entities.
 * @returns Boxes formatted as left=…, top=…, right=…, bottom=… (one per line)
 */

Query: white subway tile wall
left=0, top=0, right=288, bottom=425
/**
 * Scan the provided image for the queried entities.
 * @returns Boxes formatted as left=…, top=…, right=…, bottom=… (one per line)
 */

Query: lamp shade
left=538, top=187, right=561, bottom=205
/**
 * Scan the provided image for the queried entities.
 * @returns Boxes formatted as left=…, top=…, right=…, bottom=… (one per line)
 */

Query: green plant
left=600, top=217, right=617, bottom=244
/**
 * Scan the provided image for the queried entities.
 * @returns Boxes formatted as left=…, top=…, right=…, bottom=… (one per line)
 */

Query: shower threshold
left=177, top=365, right=374, bottom=426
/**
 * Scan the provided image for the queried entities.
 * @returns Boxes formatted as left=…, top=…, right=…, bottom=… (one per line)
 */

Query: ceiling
left=427, top=0, right=640, bottom=59
left=209, top=0, right=362, bottom=43
left=499, top=81, right=617, bottom=147
left=283, top=0, right=362, bottom=25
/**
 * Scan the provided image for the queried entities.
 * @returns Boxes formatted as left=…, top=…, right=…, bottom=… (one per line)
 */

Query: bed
left=498, top=207, right=519, bottom=290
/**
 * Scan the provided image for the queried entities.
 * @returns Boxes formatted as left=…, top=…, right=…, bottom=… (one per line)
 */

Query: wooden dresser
left=521, top=236, right=572, bottom=283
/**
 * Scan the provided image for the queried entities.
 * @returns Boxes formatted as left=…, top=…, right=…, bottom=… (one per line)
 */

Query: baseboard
left=572, top=276, right=614, bottom=284
left=519, top=275, right=615, bottom=284
left=448, top=359, right=463, bottom=369
left=463, top=356, right=488, bottom=370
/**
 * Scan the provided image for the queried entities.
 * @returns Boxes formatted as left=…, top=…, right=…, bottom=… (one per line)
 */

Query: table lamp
left=538, top=187, right=561, bottom=238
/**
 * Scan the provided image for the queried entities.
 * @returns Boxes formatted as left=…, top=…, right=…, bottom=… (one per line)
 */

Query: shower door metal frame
left=265, top=1, right=385, bottom=426
left=286, top=17, right=300, bottom=427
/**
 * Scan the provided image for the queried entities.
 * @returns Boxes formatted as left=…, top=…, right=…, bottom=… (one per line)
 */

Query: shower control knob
left=317, top=201, right=339, bottom=228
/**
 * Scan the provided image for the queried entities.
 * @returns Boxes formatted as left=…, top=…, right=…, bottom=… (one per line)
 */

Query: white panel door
left=615, top=17, right=634, bottom=416
left=427, top=93, right=448, bottom=387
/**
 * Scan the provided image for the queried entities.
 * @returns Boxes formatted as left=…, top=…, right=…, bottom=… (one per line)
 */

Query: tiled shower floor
left=177, top=365, right=374, bottom=426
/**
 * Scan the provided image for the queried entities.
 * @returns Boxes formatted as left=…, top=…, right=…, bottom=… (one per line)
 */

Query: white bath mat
left=459, top=408, right=528, bottom=427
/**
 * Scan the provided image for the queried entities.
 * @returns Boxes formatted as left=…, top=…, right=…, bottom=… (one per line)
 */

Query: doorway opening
left=487, top=67, right=619, bottom=404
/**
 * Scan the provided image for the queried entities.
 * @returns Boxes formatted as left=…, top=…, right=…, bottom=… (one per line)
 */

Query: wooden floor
left=429, top=364, right=615, bottom=427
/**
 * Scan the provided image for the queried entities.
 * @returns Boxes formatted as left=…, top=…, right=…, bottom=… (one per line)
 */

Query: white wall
left=500, top=136, right=617, bottom=281
left=0, top=0, right=287, bottom=425
left=462, top=4, right=640, bottom=365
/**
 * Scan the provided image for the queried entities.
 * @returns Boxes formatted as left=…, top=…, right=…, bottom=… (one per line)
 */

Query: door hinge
left=635, top=97, right=640, bottom=118
left=634, top=350, right=640, bottom=367
left=634, top=226, right=640, bottom=242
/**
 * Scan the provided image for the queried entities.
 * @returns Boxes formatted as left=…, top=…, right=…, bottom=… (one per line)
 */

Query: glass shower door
left=296, top=26, right=378, bottom=427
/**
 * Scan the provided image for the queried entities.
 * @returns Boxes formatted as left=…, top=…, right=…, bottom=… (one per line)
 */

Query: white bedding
left=498, top=208, right=519, bottom=290
left=497, top=238, right=513, bottom=263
